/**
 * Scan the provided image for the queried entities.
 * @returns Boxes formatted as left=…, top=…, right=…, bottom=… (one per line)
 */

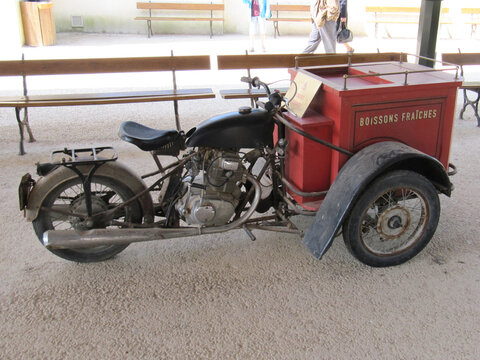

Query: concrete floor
left=4, top=31, right=480, bottom=60
left=0, top=33, right=479, bottom=359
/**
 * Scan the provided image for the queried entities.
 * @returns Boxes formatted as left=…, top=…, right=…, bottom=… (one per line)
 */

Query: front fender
left=302, top=141, right=452, bottom=260
left=25, top=161, right=154, bottom=223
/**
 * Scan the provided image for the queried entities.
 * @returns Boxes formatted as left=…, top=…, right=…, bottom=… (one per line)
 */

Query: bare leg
left=259, top=17, right=266, bottom=52
left=343, top=42, right=354, bottom=53
left=249, top=17, right=257, bottom=52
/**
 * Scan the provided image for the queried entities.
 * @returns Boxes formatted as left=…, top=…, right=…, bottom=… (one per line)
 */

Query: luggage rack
left=49, top=146, right=118, bottom=166
left=294, top=53, right=461, bottom=90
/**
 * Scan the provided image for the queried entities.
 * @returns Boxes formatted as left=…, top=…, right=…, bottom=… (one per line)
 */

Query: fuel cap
left=239, top=106, right=252, bottom=115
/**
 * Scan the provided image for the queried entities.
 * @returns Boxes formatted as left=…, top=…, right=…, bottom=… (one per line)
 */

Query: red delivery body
left=283, top=61, right=462, bottom=209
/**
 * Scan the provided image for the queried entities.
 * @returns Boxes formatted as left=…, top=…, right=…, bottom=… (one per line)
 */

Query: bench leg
left=23, top=107, right=36, bottom=143
left=442, top=24, right=452, bottom=39
left=385, top=26, right=392, bottom=39
left=173, top=100, right=181, bottom=131
left=474, top=90, right=480, bottom=127
left=460, top=89, right=480, bottom=126
left=15, top=106, right=36, bottom=155
left=273, top=21, right=280, bottom=38
left=147, top=20, right=152, bottom=38
left=15, top=107, right=26, bottom=155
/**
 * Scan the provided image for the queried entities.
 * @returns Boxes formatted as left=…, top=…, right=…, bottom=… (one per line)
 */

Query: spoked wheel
left=33, top=176, right=142, bottom=262
left=342, top=170, right=440, bottom=267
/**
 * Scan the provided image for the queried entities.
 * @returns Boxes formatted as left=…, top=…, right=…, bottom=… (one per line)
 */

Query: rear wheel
left=33, top=176, right=142, bottom=262
left=342, top=170, right=440, bottom=267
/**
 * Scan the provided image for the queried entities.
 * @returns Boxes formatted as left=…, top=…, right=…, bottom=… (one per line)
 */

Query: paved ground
left=0, top=33, right=479, bottom=359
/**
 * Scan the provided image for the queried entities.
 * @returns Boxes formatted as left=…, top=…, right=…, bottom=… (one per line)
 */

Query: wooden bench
left=365, top=6, right=451, bottom=38
left=442, top=52, right=480, bottom=126
left=217, top=52, right=406, bottom=105
left=462, top=8, right=480, bottom=38
left=0, top=55, right=215, bottom=154
left=135, top=2, right=224, bottom=38
left=267, top=4, right=311, bottom=38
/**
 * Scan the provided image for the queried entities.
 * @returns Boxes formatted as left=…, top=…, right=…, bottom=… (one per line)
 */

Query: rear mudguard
left=302, top=141, right=453, bottom=259
left=25, top=160, right=154, bottom=223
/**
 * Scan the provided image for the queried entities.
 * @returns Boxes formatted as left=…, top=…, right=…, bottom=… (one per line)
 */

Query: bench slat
left=137, top=3, right=224, bottom=11
left=135, top=17, right=223, bottom=21
left=442, top=53, right=480, bottom=66
left=217, top=53, right=406, bottom=70
left=367, top=20, right=419, bottom=24
left=220, top=88, right=289, bottom=100
left=295, top=53, right=407, bottom=67
left=368, top=20, right=452, bottom=25
left=0, top=56, right=211, bottom=76
left=268, top=18, right=311, bottom=22
left=366, top=7, right=420, bottom=13
left=270, top=5, right=310, bottom=12
left=366, top=7, right=449, bottom=14
left=462, top=8, right=480, bottom=15
left=0, top=89, right=215, bottom=107
left=461, top=82, right=480, bottom=90
left=218, top=54, right=309, bottom=70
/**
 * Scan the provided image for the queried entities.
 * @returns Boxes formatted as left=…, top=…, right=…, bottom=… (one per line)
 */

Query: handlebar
left=241, top=76, right=288, bottom=113
left=241, top=76, right=271, bottom=97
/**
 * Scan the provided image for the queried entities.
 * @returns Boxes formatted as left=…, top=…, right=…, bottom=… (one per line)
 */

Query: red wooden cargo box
left=283, top=60, right=462, bottom=209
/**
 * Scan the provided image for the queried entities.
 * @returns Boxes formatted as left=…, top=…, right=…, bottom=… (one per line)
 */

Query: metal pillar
left=416, top=0, right=442, bottom=68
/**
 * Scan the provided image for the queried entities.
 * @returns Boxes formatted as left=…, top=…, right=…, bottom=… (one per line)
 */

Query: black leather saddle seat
left=119, top=121, right=179, bottom=151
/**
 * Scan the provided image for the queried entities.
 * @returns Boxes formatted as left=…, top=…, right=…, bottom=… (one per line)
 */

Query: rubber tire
left=342, top=170, right=440, bottom=267
left=33, top=176, right=142, bottom=263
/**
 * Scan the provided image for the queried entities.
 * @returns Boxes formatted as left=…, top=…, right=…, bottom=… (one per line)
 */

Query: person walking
left=337, top=0, right=353, bottom=53
left=303, top=0, right=340, bottom=54
left=243, top=0, right=271, bottom=52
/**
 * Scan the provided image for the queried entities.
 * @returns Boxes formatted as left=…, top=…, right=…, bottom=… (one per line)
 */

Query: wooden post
left=417, top=0, right=442, bottom=68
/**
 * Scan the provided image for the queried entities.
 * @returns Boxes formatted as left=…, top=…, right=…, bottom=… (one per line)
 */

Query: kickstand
left=243, top=226, right=256, bottom=241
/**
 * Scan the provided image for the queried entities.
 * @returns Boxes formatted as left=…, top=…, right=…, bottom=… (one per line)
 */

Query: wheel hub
left=377, top=205, right=411, bottom=239
left=69, top=196, right=109, bottom=230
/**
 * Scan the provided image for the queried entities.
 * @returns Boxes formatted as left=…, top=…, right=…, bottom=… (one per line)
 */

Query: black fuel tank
left=186, top=108, right=274, bottom=148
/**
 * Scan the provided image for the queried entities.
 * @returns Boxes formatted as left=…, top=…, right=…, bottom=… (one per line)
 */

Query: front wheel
left=342, top=170, right=440, bottom=267
left=33, top=175, right=143, bottom=262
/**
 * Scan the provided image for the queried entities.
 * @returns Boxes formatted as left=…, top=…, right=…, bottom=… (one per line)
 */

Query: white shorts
left=250, top=16, right=266, bottom=35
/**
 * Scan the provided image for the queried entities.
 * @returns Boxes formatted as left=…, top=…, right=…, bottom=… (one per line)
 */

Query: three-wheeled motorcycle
left=19, top=60, right=461, bottom=267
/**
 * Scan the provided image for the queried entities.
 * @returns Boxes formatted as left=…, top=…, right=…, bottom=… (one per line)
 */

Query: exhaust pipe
left=44, top=227, right=201, bottom=249
left=44, top=175, right=262, bottom=250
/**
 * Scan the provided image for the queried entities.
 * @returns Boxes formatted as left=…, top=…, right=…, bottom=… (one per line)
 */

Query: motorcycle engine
left=176, top=150, right=244, bottom=226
